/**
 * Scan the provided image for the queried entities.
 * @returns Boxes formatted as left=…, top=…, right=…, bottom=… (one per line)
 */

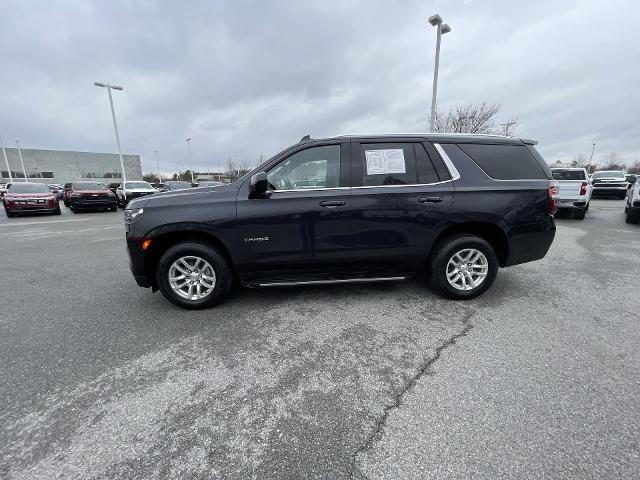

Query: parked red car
left=67, top=181, right=117, bottom=213
left=2, top=182, right=61, bottom=217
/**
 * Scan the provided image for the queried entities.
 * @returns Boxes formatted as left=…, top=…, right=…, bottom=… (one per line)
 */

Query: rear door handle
left=319, top=200, right=346, bottom=208
left=418, top=196, right=443, bottom=203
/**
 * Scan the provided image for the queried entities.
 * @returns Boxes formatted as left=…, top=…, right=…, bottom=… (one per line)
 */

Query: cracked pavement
left=1, top=199, right=639, bottom=479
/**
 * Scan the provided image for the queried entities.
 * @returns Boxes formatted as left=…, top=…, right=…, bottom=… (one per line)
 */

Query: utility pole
left=155, top=150, right=161, bottom=183
left=589, top=143, right=596, bottom=164
left=428, top=15, right=451, bottom=132
left=185, top=138, right=194, bottom=183
left=15, top=140, right=27, bottom=181
left=94, top=82, right=127, bottom=184
left=0, top=134, right=12, bottom=183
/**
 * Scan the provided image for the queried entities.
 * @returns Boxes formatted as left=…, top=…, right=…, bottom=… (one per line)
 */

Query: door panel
left=348, top=141, right=454, bottom=269
left=235, top=142, right=352, bottom=276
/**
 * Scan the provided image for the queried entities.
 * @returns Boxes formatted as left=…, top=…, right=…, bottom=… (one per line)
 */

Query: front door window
left=267, top=145, right=341, bottom=190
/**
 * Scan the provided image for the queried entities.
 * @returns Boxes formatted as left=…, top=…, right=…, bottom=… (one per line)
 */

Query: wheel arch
left=143, top=228, right=236, bottom=289
left=429, top=222, right=509, bottom=267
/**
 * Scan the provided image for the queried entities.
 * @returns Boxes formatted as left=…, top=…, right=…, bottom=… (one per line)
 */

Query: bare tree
left=432, top=102, right=519, bottom=136
left=627, top=160, right=640, bottom=175
left=604, top=152, right=626, bottom=170
left=225, top=157, right=253, bottom=178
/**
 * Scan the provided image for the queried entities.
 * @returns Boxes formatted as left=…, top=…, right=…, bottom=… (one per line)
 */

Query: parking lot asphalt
left=1, top=199, right=639, bottom=479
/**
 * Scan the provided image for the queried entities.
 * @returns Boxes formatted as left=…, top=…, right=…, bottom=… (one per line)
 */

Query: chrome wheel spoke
left=446, top=248, right=488, bottom=292
left=168, top=256, right=217, bottom=301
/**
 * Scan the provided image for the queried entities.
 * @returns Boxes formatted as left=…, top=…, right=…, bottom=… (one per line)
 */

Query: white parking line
left=0, top=218, right=90, bottom=227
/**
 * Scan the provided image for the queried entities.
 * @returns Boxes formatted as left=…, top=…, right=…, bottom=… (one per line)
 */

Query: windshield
left=165, top=181, right=191, bottom=189
left=125, top=182, right=153, bottom=189
left=551, top=169, right=586, bottom=180
left=592, top=171, right=625, bottom=179
left=200, top=182, right=224, bottom=187
left=74, top=182, right=106, bottom=190
left=8, top=183, right=50, bottom=193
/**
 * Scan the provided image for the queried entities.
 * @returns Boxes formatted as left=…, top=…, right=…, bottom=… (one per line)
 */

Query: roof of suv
left=326, top=133, right=534, bottom=145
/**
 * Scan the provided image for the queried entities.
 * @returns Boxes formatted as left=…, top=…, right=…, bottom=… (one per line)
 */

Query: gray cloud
left=1, top=0, right=638, bottom=174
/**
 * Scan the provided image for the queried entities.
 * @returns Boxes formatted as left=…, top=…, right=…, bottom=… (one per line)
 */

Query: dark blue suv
left=124, top=134, right=557, bottom=309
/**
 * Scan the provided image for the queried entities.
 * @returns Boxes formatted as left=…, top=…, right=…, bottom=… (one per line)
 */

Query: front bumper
left=592, top=186, right=627, bottom=196
left=69, top=197, right=117, bottom=208
left=4, top=205, right=59, bottom=214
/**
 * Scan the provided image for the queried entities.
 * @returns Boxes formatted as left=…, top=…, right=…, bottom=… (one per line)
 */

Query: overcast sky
left=1, top=0, right=638, bottom=173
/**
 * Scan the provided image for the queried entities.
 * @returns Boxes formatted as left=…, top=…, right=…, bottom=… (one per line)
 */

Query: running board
left=245, top=276, right=408, bottom=288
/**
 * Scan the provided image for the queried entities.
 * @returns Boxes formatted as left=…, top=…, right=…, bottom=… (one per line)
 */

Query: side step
left=244, top=275, right=409, bottom=288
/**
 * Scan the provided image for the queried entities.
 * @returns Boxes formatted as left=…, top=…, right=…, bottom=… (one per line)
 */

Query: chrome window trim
left=269, top=179, right=454, bottom=194
left=433, top=143, right=461, bottom=181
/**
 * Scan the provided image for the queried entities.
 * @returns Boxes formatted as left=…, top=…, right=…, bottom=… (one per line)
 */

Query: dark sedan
left=2, top=182, right=61, bottom=217
left=67, top=181, right=117, bottom=213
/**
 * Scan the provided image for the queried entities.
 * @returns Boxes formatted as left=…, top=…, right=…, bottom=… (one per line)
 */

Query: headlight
left=70, top=192, right=81, bottom=197
left=124, top=207, right=144, bottom=224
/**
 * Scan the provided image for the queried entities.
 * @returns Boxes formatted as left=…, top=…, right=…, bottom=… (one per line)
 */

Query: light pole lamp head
left=441, top=24, right=452, bottom=34
left=428, top=14, right=442, bottom=26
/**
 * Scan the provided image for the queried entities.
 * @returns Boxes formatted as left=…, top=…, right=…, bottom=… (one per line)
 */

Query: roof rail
left=520, top=138, right=538, bottom=145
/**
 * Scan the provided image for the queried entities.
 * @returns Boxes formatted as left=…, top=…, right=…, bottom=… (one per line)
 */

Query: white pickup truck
left=116, top=181, right=157, bottom=208
left=550, top=167, right=591, bottom=220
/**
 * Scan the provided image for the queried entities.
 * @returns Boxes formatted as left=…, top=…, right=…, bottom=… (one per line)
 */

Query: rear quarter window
left=458, top=143, right=549, bottom=180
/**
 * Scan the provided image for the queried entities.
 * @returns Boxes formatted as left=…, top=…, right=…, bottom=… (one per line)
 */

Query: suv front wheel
left=429, top=234, right=499, bottom=300
left=156, top=242, right=232, bottom=309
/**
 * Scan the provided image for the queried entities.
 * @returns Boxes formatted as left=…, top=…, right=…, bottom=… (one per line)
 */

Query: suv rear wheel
left=156, top=242, right=232, bottom=309
left=429, top=234, right=499, bottom=300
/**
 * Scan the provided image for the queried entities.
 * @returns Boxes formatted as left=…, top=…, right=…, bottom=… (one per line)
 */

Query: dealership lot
left=1, top=200, right=639, bottom=478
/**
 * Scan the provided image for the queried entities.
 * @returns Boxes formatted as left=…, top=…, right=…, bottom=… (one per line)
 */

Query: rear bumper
left=557, top=199, right=588, bottom=210
left=505, top=217, right=556, bottom=267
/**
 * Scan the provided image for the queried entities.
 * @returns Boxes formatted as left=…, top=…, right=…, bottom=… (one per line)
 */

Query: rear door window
left=458, top=143, right=549, bottom=180
left=358, top=143, right=417, bottom=186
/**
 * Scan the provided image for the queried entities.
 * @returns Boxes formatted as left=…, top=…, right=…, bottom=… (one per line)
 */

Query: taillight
left=548, top=181, right=559, bottom=215
left=579, top=182, right=588, bottom=196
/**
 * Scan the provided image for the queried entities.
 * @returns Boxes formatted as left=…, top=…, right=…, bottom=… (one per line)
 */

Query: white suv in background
left=625, top=180, right=640, bottom=224
left=550, top=167, right=591, bottom=220
left=116, top=181, right=157, bottom=208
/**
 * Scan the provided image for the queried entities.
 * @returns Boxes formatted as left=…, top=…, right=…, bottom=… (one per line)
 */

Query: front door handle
left=418, top=196, right=443, bottom=203
left=319, top=200, right=346, bottom=208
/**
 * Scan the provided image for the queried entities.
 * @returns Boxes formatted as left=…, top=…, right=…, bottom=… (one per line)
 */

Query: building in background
left=1, top=147, right=142, bottom=185
left=194, top=171, right=241, bottom=183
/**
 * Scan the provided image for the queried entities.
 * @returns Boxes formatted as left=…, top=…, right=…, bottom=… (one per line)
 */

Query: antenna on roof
left=299, top=135, right=311, bottom=143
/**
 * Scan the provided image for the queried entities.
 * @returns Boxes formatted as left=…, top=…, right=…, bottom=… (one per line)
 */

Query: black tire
left=428, top=234, right=499, bottom=300
left=156, top=242, right=233, bottom=309
left=626, top=209, right=640, bottom=224
left=110, top=205, right=117, bottom=212
left=53, top=207, right=61, bottom=215
left=574, top=209, right=586, bottom=220
left=585, top=202, right=590, bottom=211
left=63, top=200, right=69, bottom=207
left=5, top=210, right=15, bottom=218
left=71, top=206, right=79, bottom=213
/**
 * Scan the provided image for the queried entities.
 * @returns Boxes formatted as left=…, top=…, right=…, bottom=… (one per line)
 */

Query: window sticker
left=365, top=149, right=405, bottom=175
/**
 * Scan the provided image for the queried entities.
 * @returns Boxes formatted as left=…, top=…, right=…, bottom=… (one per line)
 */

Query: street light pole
left=155, top=150, right=161, bottom=183
left=94, top=82, right=127, bottom=185
left=15, top=140, right=27, bottom=181
left=589, top=143, right=596, bottom=164
left=185, top=138, right=194, bottom=183
left=428, top=14, right=451, bottom=132
left=0, top=134, right=12, bottom=183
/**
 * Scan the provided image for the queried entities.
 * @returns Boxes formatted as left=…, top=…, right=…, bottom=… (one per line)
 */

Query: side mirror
left=249, top=172, right=269, bottom=197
